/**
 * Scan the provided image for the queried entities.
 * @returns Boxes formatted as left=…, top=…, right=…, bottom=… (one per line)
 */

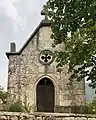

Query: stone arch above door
left=34, top=75, right=59, bottom=112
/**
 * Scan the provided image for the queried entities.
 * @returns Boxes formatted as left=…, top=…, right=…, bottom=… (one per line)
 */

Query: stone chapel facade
left=6, top=19, right=85, bottom=113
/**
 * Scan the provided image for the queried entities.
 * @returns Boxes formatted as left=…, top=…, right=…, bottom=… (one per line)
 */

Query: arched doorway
left=36, top=77, right=54, bottom=112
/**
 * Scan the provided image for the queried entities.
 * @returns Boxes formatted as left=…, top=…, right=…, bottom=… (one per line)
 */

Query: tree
left=44, top=0, right=96, bottom=90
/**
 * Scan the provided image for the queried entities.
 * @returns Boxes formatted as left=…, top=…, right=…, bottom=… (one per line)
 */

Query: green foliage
left=44, top=0, right=96, bottom=89
left=8, top=101, right=23, bottom=112
left=86, top=99, right=96, bottom=114
left=0, top=86, right=8, bottom=104
left=0, top=86, right=34, bottom=112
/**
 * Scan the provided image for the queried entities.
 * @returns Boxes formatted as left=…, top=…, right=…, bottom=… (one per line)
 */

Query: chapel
left=6, top=11, right=85, bottom=113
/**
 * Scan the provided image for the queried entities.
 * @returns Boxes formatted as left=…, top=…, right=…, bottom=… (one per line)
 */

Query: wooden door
left=36, top=78, right=54, bottom=112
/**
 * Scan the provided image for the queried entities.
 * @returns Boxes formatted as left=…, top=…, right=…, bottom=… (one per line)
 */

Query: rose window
left=39, top=50, right=53, bottom=65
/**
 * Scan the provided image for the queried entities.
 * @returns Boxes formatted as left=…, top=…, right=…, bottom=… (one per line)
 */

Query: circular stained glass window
left=39, top=50, right=53, bottom=65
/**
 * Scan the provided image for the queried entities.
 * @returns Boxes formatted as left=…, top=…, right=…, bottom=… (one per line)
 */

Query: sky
left=0, top=0, right=47, bottom=90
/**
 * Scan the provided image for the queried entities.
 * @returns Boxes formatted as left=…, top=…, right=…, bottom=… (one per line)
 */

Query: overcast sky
left=0, top=0, right=47, bottom=90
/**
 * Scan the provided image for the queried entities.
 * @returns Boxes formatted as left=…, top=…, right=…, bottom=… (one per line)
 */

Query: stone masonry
left=0, top=112, right=96, bottom=120
left=6, top=20, right=86, bottom=113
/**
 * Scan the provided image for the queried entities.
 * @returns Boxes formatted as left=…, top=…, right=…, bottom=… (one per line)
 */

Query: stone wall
left=0, top=112, right=96, bottom=120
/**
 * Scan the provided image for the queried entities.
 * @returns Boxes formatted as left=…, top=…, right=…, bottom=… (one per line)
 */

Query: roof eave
left=6, top=52, right=19, bottom=59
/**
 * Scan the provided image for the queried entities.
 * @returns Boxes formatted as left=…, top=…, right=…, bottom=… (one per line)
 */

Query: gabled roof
left=6, top=20, right=51, bottom=59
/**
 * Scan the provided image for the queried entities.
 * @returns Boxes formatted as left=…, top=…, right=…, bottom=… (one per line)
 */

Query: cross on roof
left=41, top=9, right=45, bottom=15
left=41, top=9, right=48, bottom=20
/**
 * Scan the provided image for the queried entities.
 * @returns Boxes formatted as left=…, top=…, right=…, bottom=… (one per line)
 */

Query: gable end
left=6, top=20, right=51, bottom=59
